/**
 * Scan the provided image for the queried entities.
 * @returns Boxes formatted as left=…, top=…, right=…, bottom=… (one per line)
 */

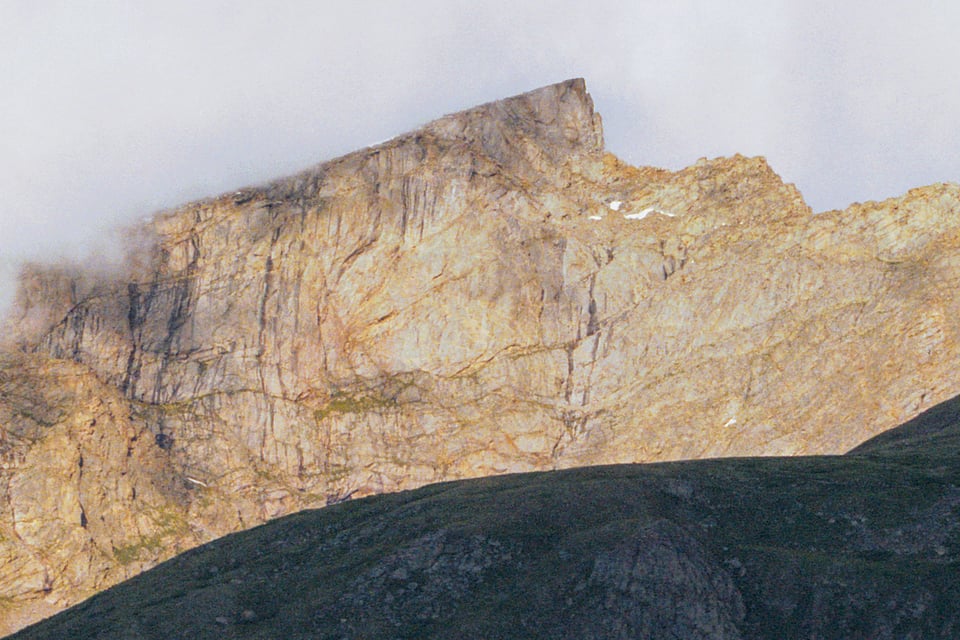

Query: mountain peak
left=2, top=79, right=960, bottom=633
left=422, top=77, right=603, bottom=161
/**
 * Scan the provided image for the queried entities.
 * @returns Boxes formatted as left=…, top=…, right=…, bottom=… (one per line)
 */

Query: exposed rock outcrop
left=12, top=392, right=960, bottom=639
left=1, top=78, right=959, bottom=632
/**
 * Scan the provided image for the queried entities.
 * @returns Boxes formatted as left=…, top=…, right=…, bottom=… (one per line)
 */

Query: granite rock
left=1, top=78, right=959, bottom=632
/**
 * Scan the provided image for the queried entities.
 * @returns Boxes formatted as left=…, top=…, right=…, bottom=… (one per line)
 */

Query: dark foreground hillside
left=11, top=395, right=960, bottom=640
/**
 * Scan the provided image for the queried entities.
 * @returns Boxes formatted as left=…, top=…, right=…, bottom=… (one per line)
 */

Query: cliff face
left=12, top=395, right=960, bottom=639
left=2, top=78, right=960, bottom=632
left=0, top=354, right=197, bottom=630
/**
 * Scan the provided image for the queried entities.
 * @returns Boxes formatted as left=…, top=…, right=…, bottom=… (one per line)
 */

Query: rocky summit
left=1, top=78, right=959, bottom=632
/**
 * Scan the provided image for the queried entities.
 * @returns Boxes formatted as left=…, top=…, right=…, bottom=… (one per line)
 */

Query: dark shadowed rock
left=574, top=520, right=744, bottom=639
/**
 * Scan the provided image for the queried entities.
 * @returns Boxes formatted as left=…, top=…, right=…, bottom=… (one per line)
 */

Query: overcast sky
left=2, top=1, right=958, bottom=311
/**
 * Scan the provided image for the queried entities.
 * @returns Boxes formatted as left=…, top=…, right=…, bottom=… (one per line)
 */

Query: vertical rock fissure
left=586, top=274, right=599, bottom=337
left=399, top=178, right=410, bottom=241
left=257, top=255, right=274, bottom=364
left=77, top=450, right=87, bottom=529
left=67, top=307, right=87, bottom=361
left=121, top=282, right=149, bottom=397
left=256, top=223, right=283, bottom=459
left=582, top=333, right=603, bottom=407
left=151, top=233, right=201, bottom=404
left=257, top=223, right=283, bottom=393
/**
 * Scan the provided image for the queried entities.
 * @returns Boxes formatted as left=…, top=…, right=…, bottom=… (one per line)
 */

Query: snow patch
left=623, top=207, right=678, bottom=220
left=624, top=208, right=653, bottom=220
left=723, top=418, right=737, bottom=428
left=588, top=215, right=604, bottom=221
left=608, top=200, right=622, bottom=211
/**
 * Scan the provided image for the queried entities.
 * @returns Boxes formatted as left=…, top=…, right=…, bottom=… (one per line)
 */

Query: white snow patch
left=624, top=207, right=678, bottom=220
left=186, top=476, right=209, bottom=487
left=624, top=208, right=654, bottom=220
left=608, top=200, right=622, bottom=211
left=588, top=215, right=604, bottom=221
left=723, top=418, right=737, bottom=428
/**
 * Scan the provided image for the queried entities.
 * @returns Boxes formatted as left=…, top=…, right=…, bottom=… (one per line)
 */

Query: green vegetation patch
left=111, top=508, right=191, bottom=566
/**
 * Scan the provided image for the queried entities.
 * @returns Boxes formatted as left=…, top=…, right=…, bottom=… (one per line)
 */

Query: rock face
left=1, top=77, right=960, bottom=632
left=11, top=393, right=960, bottom=639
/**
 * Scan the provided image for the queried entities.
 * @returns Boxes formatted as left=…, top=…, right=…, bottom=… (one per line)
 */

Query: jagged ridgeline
left=1, top=78, right=960, bottom=632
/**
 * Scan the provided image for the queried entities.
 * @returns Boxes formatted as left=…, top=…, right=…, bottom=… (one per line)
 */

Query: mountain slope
left=11, top=393, right=960, bottom=639
left=1, top=78, right=960, bottom=631
left=850, top=392, right=960, bottom=460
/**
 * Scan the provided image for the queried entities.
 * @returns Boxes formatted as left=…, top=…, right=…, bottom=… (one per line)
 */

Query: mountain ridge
left=1, top=78, right=959, bottom=632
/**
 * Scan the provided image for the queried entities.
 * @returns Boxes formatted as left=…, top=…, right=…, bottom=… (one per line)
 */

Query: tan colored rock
left=1, top=78, right=960, bottom=631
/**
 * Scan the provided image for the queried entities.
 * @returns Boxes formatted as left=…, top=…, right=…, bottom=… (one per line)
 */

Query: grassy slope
left=9, top=396, right=960, bottom=639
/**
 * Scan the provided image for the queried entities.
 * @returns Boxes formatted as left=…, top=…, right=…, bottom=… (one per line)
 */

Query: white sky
left=2, top=1, right=959, bottom=311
